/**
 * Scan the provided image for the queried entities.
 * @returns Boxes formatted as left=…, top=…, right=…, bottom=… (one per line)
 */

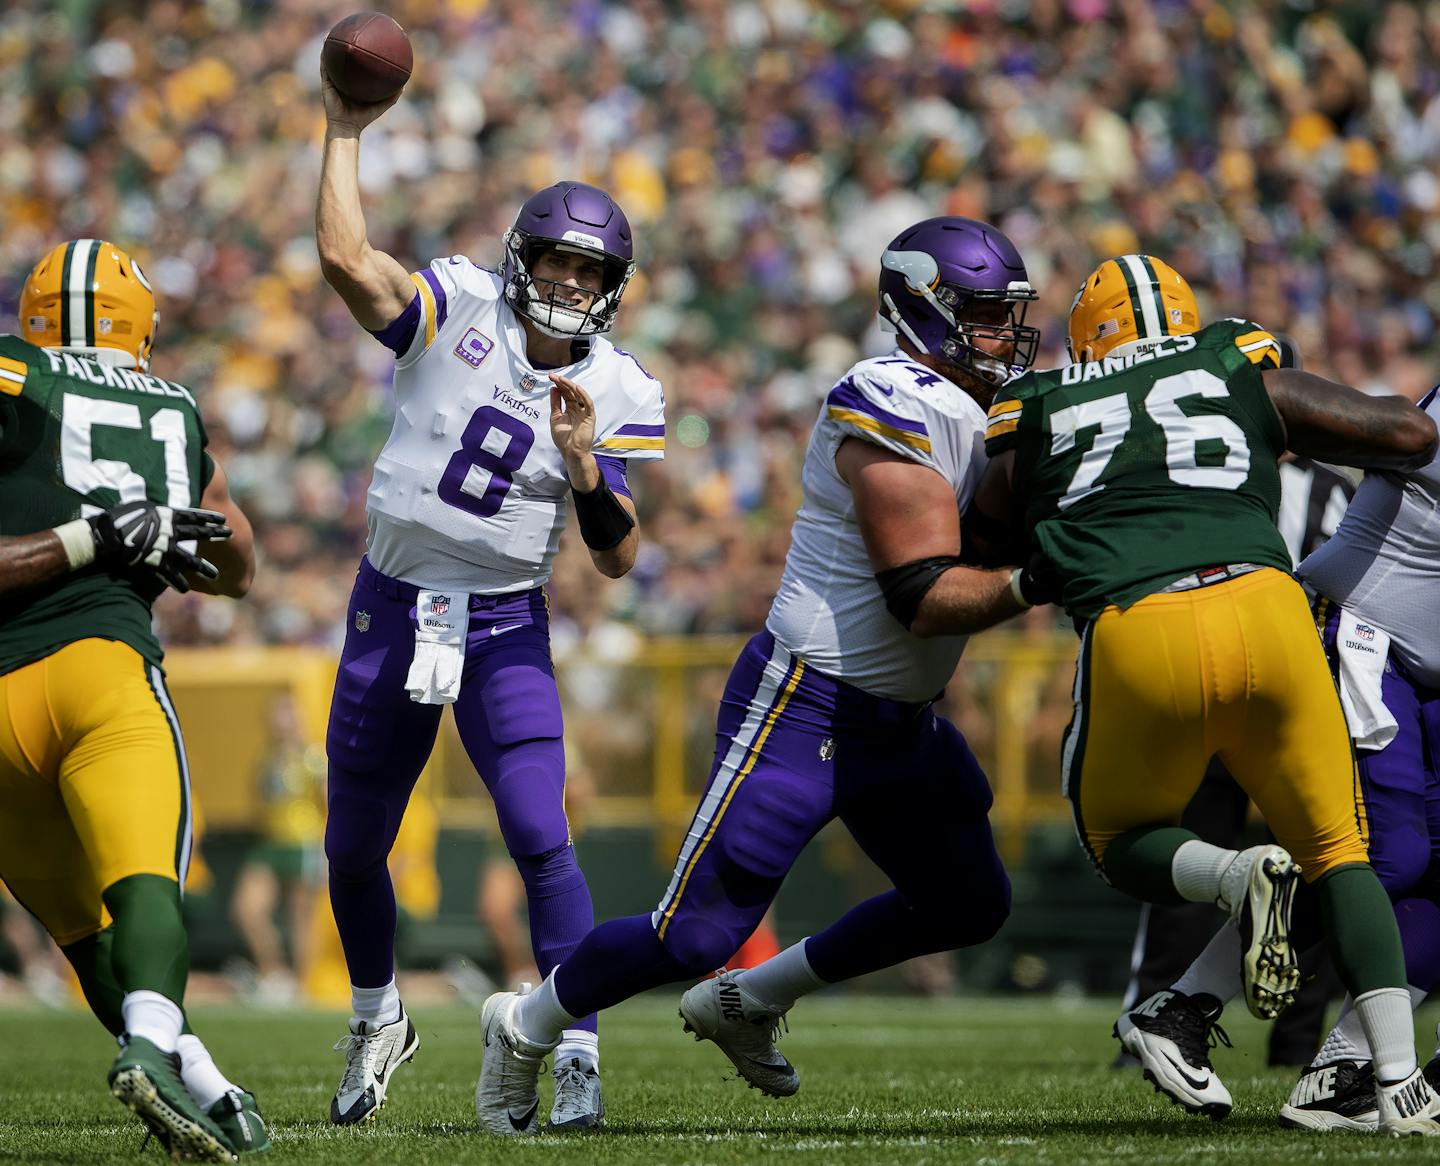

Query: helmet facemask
left=503, top=230, right=634, bottom=338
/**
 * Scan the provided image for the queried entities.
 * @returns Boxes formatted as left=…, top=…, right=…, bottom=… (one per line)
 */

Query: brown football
left=322, top=13, right=412, bottom=104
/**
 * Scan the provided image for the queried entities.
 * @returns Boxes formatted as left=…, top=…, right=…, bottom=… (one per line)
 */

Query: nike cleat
left=329, top=1008, right=420, bottom=1125
left=1376, top=1066, right=1440, bottom=1136
left=1278, top=1059, right=1377, bottom=1131
left=109, top=1035, right=235, bottom=1162
left=679, top=971, right=799, bottom=1098
left=475, top=986, right=555, bottom=1136
left=1220, top=844, right=1302, bottom=1020
left=546, top=1057, right=603, bottom=1131
left=1114, top=989, right=1233, bottom=1120
left=208, top=1088, right=272, bottom=1154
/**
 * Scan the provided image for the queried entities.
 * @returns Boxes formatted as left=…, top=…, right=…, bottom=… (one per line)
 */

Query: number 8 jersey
left=366, top=257, right=665, bottom=593
left=0, top=334, right=212, bottom=674
left=984, top=319, right=1293, bottom=619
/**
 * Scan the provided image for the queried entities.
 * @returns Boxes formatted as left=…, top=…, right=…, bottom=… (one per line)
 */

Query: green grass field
left=3, top=996, right=1438, bottom=1164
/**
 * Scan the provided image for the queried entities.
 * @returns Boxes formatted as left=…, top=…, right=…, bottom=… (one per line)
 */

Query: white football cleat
left=329, top=1007, right=420, bottom=1125
left=547, top=1056, right=603, bottom=1131
left=1218, top=844, right=1301, bottom=1020
left=475, top=987, right=555, bottom=1136
left=1114, top=989, right=1233, bottom=1120
left=1277, top=1059, right=1378, bottom=1131
left=1376, top=1067, right=1440, bottom=1136
left=679, top=971, right=799, bottom=1097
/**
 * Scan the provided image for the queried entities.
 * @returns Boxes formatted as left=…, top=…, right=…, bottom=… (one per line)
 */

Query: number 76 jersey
left=365, top=258, right=665, bottom=593
left=984, top=318, right=1293, bottom=620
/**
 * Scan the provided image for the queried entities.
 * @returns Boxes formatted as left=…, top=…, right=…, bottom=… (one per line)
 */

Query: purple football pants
left=552, top=630, right=1011, bottom=1018
left=1321, top=608, right=1440, bottom=991
left=325, top=559, right=596, bottom=1030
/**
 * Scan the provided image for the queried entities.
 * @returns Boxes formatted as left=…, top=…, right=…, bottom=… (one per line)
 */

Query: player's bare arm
left=836, top=437, right=1023, bottom=637
left=551, top=373, right=638, bottom=578
left=0, top=531, right=72, bottom=596
left=315, top=68, right=414, bottom=331
left=185, top=459, right=255, bottom=598
left=1263, top=369, right=1438, bottom=472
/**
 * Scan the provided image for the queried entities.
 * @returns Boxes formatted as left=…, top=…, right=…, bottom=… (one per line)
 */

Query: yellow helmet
left=20, top=239, right=158, bottom=370
left=1067, top=254, right=1200, bottom=362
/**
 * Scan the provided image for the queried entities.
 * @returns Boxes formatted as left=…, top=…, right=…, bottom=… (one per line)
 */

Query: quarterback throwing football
left=315, top=67, right=663, bottom=1132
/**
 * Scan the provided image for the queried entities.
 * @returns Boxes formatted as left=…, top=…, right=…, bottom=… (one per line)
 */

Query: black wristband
left=572, top=479, right=635, bottom=551
left=875, top=555, right=963, bottom=630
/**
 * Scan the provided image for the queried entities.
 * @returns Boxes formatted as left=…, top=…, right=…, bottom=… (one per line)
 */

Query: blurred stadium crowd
left=1, top=0, right=1438, bottom=657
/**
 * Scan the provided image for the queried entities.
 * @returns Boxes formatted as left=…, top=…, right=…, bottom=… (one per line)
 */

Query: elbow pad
left=572, top=479, right=635, bottom=551
left=875, top=555, right=963, bottom=630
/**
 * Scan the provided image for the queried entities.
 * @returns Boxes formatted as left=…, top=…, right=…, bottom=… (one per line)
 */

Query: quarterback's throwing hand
left=88, top=501, right=230, bottom=593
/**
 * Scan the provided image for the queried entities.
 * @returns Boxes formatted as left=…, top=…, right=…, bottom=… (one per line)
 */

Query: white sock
left=122, top=990, right=184, bottom=1054
left=1354, top=987, right=1418, bottom=1083
left=350, top=979, right=401, bottom=1027
left=176, top=1034, right=235, bottom=1110
left=1315, top=986, right=1427, bottom=1066
left=734, top=940, right=827, bottom=1010
left=515, top=971, right=579, bottom=1046
left=1171, top=921, right=1242, bottom=1003
left=555, top=1029, right=599, bottom=1070
left=1170, top=840, right=1237, bottom=905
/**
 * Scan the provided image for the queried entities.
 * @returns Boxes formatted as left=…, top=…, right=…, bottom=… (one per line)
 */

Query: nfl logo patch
left=430, top=595, right=451, bottom=616
left=354, top=611, right=371, bottom=632
left=1170, top=307, right=1183, bottom=324
left=97, top=317, right=113, bottom=335
left=1356, top=623, right=1375, bottom=640
left=454, top=327, right=494, bottom=370
left=519, top=372, right=538, bottom=391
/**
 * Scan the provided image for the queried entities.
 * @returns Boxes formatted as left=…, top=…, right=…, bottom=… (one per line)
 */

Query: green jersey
left=984, top=320, right=1292, bottom=620
left=0, top=334, right=213, bottom=675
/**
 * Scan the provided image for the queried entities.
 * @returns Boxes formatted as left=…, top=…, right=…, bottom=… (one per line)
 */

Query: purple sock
left=552, top=914, right=694, bottom=1018
left=806, top=888, right=1010, bottom=983
left=514, top=844, right=598, bottom=1033
left=1396, top=895, right=1440, bottom=991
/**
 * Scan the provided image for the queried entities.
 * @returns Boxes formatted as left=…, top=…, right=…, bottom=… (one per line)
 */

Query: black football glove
left=1015, top=549, right=1063, bottom=607
left=87, top=501, right=230, bottom=593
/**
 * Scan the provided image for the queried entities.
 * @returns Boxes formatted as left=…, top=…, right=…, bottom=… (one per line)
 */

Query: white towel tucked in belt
left=1333, top=608, right=1398, bottom=752
left=405, top=590, right=468, bottom=705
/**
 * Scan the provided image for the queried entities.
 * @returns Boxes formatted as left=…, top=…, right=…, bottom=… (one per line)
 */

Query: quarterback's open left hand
left=87, top=501, right=230, bottom=592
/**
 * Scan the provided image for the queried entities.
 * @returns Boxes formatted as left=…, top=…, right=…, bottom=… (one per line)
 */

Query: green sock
left=101, top=873, right=190, bottom=1005
left=1317, top=864, right=1408, bottom=996
left=60, top=926, right=125, bottom=1038
left=1099, top=826, right=1197, bottom=905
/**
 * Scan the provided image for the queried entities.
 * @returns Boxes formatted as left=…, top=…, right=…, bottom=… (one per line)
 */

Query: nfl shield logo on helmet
left=355, top=611, right=371, bottom=632
left=430, top=595, right=451, bottom=616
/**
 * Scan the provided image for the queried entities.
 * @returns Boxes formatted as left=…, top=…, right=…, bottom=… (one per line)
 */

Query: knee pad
left=324, top=793, right=392, bottom=882
left=660, top=914, right=743, bottom=977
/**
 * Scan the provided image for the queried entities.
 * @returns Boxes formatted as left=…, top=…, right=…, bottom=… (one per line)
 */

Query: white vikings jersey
left=365, top=259, right=665, bottom=593
left=1300, top=388, right=1440, bottom=687
left=767, top=351, right=988, bottom=702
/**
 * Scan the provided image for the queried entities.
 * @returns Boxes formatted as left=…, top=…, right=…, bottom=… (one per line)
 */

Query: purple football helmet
left=878, top=217, right=1039, bottom=386
left=501, top=181, right=635, bottom=337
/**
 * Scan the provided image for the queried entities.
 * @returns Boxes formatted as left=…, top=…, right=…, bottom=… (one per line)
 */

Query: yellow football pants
left=1063, top=567, right=1368, bottom=882
left=0, top=639, right=191, bottom=945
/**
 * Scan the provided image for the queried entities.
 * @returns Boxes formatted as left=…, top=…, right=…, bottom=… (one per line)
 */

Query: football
left=322, top=12, right=412, bottom=104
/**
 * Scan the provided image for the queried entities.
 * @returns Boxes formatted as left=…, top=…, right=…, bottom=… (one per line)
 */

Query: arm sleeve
left=593, top=356, right=666, bottom=462
left=373, top=257, right=463, bottom=367
left=594, top=454, right=633, bottom=499
left=984, top=395, right=1024, bottom=455
left=824, top=368, right=937, bottom=469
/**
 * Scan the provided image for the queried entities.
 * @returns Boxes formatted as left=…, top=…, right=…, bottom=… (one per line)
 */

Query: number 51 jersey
left=365, top=258, right=666, bottom=593
left=0, top=334, right=212, bottom=675
left=984, top=319, right=1293, bottom=620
